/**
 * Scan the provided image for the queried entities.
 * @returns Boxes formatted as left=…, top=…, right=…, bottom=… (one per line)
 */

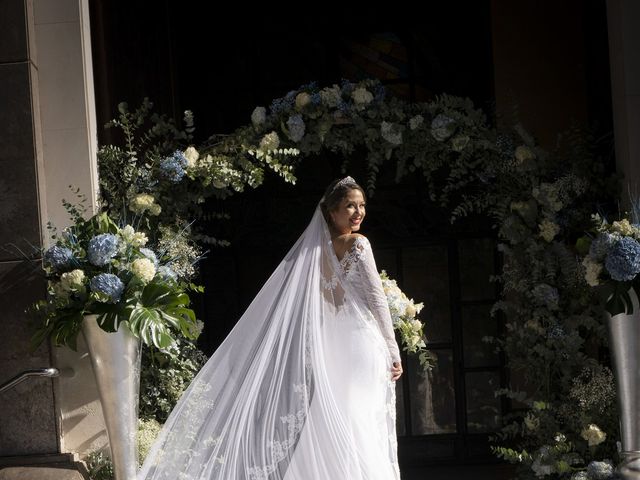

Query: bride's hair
left=319, top=177, right=367, bottom=227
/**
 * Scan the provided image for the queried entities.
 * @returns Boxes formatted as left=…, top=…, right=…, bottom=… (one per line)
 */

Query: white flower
left=539, top=218, right=560, bottom=243
left=410, top=318, right=422, bottom=330
left=130, top=194, right=161, bottom=216
left=381, top=121, right=402, bottom=145
left=405, top=303, right=417, bottom=318
left=451, top=135, right=470, bottom=152
left=120, top=225, right=148, bottom=247
left=60, top=269, right=85, bottom=291
left=611, top=218, right=636, bottom=236
left=295, top=92, right=311, bottom=110
left=183, top=146, right=199, bottom=168
left=581, top=424, right=606, bottom=447
left=531, top=458, right=554, bottom=477
left=582, top=256, right=603, bottom=286
left=409, top=115, right=424, bottom=130
left=351, top=87, right=373, bottom=109
left=320, top=85, right=342, bottom=108
left=515, top=145, right=536, bottom=164
left=259, top=131, right=280, bottom=152
left=132, top=258, right=156, bottom=283
left=524, top=412, right=539, bottom=431
left=251, top=106, right=266, bottom=128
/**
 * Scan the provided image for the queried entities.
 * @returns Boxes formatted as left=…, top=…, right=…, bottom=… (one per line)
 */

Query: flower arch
left=98, top=78, right=620, bottom=477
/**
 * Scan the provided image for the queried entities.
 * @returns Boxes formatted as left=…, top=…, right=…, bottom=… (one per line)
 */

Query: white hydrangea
left=539, top=218, right=560, bottom=242
left=183, top=146, right=199, bottom=168
left=351, top=87, right=373, bottom=109
left=295, top=92, right=311, bottom=110
left=259, top=131, right=280, bottom=152
left=581, top=424, right=606, bottom=446
left=381, top=121, right=402, bottom=145
left=251, top=106, right=266, bottom=128
left=611, top=218, right=637, bottom=236
left=409, top=115, right=424, bottom=130
left=60, top=269, right=85, bottom=291
left=582, top=256, right=603, bottom=286
left=319, top=85, right=341, bottom=108
left=130, top=193, right=161, bottom=216
left=132, top=258, right=156, bottom=283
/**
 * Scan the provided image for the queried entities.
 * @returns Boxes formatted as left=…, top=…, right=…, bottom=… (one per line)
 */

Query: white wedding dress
left=138, top=203, right=402, bottom=480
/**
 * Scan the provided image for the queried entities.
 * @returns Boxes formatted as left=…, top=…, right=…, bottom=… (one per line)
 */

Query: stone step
left=0, top=466, right=85, bottom=480
left=0, top=453, right=75, bottom=468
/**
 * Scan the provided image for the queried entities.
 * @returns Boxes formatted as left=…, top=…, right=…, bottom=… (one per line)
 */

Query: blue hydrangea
left=604, top=236, right=640, bottom=281
left=586, top=460, right=615, bottom=480
left=139, top=248, right=158, bottom=267
left=547, top=324, right=565, bottom=339
left=156, top=265, right=178, bottom=282
left=87, top=234, right=119, bottom=266
left=89, top=273, right=124, bottom=303
left=431, top=114, right=456, bottom=141
left=374, top=84, right=386, bottom=102
left=269, top=91, right=296, bottom=115
left=44, top=245, right=75, bottom=271
left=287, top=114, right=305, bottom=142
left=310, top=92, right=322, bottom=105
left=160, top=150, right=188, bottom=182
left=340, top=79, right=354, bottom=96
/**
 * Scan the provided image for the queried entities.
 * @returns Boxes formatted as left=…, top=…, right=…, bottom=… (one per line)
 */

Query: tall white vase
left=82, top=315, right=141, bottom=480
left=605, top=287, right=640, bottom=478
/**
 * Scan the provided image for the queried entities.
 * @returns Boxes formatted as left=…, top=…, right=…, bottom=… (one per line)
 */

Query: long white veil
left=137, top=200, right=397, bottom=479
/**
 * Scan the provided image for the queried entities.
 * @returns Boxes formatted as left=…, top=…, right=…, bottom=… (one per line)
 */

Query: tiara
left=332, top=176, right=356, bottom=192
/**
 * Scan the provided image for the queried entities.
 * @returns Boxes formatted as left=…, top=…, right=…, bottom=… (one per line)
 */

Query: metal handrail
left=0, top=368, right=59, bottom=394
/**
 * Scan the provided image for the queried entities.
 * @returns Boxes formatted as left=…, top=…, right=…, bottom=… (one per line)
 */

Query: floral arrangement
left=580, top=205, right=640, bottom=316
left=31, top=201, right=203, bottom=351
left=380, top=270, right=434, bottom=369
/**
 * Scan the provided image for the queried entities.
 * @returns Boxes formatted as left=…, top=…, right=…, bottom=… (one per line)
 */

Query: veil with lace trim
left=137, top=199, right=400, bottom=480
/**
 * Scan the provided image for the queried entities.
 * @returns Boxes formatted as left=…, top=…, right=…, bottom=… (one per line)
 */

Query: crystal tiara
left=332, top=176, right=356, bottom=191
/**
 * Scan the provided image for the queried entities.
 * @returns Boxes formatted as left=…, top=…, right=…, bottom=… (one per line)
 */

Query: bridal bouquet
left=380, top=270, right=434, bottom=369
left=580, top=211, right=640, bottom=316
left=31, top=208, right=202, bottom=351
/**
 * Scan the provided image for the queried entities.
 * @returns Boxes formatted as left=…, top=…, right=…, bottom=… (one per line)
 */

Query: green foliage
left=139, top=336, right=207, bottom=423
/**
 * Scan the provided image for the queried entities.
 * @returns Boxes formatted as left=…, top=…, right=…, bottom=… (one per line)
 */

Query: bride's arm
left=355, top=237, right=402, bottom=365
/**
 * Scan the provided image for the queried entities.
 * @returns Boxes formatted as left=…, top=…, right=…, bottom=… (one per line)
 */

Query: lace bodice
left=337, top=236, right=401, bottom=364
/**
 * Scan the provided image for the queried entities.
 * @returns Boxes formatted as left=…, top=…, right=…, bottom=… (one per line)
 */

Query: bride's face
left=330, top=188, right=366, bottom=234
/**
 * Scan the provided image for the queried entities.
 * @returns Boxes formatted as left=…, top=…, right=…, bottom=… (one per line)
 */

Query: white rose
left=410, top=318, right=422, bottom=331
left=184, top=146, right=199, bottom=168
left=581, top=424, right=606, bottom=447
left=405, top=303, right=417, bottom=318
left=295, top=92, right=311, bottom=110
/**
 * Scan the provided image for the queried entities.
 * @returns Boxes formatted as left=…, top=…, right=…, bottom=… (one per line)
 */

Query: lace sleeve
left=355, top=237, right=402, bottom=364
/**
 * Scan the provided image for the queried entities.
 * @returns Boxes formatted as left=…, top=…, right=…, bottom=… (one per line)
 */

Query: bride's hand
left=391, top=361, right=403, bottom=381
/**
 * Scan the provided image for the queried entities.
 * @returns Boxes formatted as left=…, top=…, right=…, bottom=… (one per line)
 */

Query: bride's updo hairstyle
left=319, top=176, right=367, bottom=228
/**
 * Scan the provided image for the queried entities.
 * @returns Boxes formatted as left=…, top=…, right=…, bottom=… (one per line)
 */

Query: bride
left=137, top=176, right=404, bottom=479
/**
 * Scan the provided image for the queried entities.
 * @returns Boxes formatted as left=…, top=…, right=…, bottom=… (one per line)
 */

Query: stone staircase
left=0, top=454, right=87, bottom=480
